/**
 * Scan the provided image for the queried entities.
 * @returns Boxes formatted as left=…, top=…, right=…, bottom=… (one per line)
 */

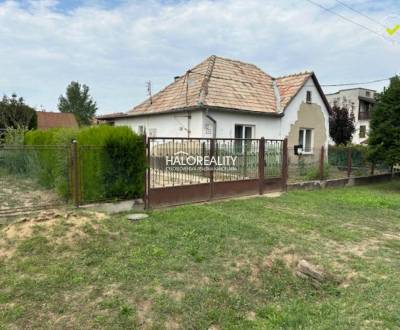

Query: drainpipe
left=205, top=108, right=217, bottom=138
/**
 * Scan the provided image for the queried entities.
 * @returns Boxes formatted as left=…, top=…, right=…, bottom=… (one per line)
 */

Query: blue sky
left=0, top=0, right=399, bottom=114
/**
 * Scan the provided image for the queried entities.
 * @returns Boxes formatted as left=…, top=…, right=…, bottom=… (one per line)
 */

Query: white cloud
left=0, top=0, right=398, bottom=114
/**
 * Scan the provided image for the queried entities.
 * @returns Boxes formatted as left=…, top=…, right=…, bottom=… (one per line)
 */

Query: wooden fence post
left=370, top=162, right=375, bottom=176
left=319, top=145, right=325, bottom=180
left=259, top=137, right=265, bottom=195
left=347, top=147, right=352, bottom=178
left=282, top=138, right=288, bottom=191
left=71, top=140, right=80, bottom=207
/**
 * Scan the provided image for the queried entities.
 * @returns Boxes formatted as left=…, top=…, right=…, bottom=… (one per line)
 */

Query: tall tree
left=0, top=94, right=37, bottom=130
left=329, top=105, right=355, bottom=145
left=58, top=81, right=97, bottom=126
left=368, top=76, right=400, bottom=166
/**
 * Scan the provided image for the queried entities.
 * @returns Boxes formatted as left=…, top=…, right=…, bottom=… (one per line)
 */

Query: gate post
left=319, top=145, right=325, bottom=180
left=71, top=140, right=80, bottom=207
left=281, top=138, right=288, bottom=191
left=144, top=134, right=149, bottom=209
left=259, top=137, right=265, bottom=195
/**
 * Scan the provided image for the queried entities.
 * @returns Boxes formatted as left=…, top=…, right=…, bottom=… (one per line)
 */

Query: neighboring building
left=326, top=88, right=377, bottom=144
left=36, top=111, right=79, bottom=130
left=98, top=55, right=331, bottom=153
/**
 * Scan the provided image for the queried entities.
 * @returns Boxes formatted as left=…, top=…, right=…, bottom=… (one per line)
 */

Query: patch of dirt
left=382, top=233, right=400, bottom=240
left=246, top=311, right=256, bottom=321
left=154, top=285, right=185, bottom=302
left=208, top=325, right=220, bottom=330
left=0, top=209, right=107, bottom=259
left=165, top=319, right=180, bottom=330
left=137, top=300, right=153, bottom=328
left=333, top=239, right=380, bottom=259
left=0, top=176, right=62, bottom=211
left=339, top=271, right=358, bottom=288
left=262, top=245, right=300, bottom=269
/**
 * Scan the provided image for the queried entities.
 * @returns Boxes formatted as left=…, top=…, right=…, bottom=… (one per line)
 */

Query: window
left=234, top=124, right=253, bottom=153
left=359, top=125, right=366, bottom=138
left=366, top=91, right=370, bottom=97
left=298, top=128, right=313, bottom=153
left=235, top=125, right=253, bottom=139
left=306, top=91, right=312, bottom=104
left=138, top=125, right=145, bottom=135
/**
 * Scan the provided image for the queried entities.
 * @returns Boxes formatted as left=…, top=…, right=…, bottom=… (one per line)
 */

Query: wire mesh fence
left=0, top=145, right=71, bottom=216
left=0, top=141, right=146, bottom=216
left=288, top=145, right=394, bottom=183
left=288, top=147, right=325, bottom=183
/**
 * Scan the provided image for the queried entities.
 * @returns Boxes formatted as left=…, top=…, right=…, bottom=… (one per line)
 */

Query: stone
left=127, top=213, right=149, bottom=221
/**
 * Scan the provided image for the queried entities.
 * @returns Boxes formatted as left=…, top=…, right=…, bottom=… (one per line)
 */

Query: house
left=36, top=111, right=79, bottom=130
left=325, top=88, right=377, bottom=144
left=98, top=55, right=331, bottom=154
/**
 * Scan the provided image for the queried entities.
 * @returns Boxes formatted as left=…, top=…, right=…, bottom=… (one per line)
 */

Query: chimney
left=174, top=76, right=180, bottom=82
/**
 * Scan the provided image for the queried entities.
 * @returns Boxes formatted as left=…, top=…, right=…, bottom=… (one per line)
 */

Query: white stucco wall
left=114, top=110, right=203, bottom=137
left=112, top=77, right=330, bottom=148
left=281, top=77, right=330, bottom=149
left=203, top=110, right=281, bottom=139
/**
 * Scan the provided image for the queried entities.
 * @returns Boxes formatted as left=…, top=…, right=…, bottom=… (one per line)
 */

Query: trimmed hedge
left=23, top=125, right=146, bottom=202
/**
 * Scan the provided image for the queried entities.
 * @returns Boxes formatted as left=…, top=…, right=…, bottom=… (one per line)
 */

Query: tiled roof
left=127, top=56, right=317, bottom=116
left=276, top=73, right=312, bottom=110
left=36, top=112, right=79, bottom=130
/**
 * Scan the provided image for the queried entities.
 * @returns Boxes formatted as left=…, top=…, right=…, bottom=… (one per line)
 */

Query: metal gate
left=145, top=137, right=288, bottom=208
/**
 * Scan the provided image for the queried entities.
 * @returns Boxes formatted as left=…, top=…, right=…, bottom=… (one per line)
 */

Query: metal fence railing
left=148, top=137, right=285, bottom=189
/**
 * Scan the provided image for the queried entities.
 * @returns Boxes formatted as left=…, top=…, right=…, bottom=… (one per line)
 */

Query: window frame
left=234, top=124, right=254, bottom=139
left=298, top=128, right=314, bottom=154
left=234, top=124, right=255, bottom=154
left=138, top=125, right=145, bottom=135
left=306, top=91, right=312, bottom=104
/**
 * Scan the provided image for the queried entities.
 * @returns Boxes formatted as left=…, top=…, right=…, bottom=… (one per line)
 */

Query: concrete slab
left=80, top=200, right=144, bottom=214
left=127, top=213, right=149, bottom=221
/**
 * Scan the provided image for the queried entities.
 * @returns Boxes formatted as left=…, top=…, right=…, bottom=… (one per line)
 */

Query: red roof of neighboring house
left=36, top=112, right=79, bottom=130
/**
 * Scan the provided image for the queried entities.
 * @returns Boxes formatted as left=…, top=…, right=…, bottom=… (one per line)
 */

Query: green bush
left=102, top=130, right=145, bottom=199
left=23, top=125, right=145, bottom=203
left=23, top=129, right=75, bottom=196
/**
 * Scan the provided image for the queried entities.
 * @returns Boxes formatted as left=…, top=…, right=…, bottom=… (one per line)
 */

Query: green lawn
left=1, top=181, right=400, bottom=329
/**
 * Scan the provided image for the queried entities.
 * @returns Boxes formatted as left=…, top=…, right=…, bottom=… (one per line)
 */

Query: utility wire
left=321, top=77, right=390, bottom=87
left=333, top=0, right=387, bottom=29
left=304, top=0, right=392, bottom=43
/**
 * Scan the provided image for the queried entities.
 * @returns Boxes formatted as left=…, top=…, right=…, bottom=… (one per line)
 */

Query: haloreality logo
left=165, top=151, right=237, bottom=171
